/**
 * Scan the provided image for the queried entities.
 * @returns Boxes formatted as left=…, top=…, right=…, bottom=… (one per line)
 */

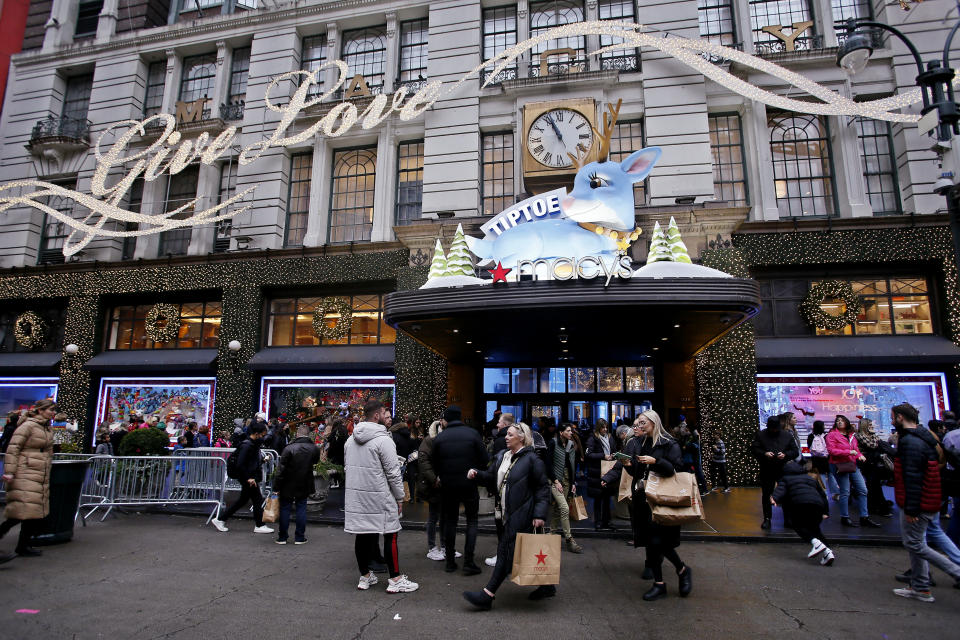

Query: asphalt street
left=0, top=512, right=958, bottom=640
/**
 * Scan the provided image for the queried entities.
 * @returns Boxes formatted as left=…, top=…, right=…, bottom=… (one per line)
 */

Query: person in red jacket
left=891, top=402, right=960, bottom=602
left=825, top=415, right=880, bottom=528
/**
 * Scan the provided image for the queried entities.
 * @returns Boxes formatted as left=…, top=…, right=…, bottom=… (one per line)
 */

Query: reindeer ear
left=620, top=147, right=662, bottom=181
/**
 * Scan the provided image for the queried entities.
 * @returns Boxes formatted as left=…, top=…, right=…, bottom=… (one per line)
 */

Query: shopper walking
left=418, top=419, right=450, bottom=561
left=210, top=422, right=273, bottom=534
left=432, top=405, right=488, bottom=575
left=462, top=422, right=551, bottom=610
left=891, top=402, right=960, bottom=602
left=710, top=437, right=730, bottom=493
left=752, top=414, right=799, bottom=530
left=585, top=419, right=617, bottom=529
left=603, top=410, right=691, bottom=601
left=771, top=460, right=835, bottom=565
left=545, top=423, right=583, bottom=553
left=344, top=399, right=418, bottom=593
left=490, top=412, right=514, bottom=456
left=827, top=415, right=881, bottom=528
left=0, top=399, right=56, bottom=557
left=274, top=422, right=321, bottom=545
left=856, top=418, right=893, bottom=517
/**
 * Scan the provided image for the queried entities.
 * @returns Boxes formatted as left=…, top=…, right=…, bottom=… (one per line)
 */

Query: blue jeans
left=948, top=500, right=960, bottom=546
left=900, top=511, right=960, bottom=591
left=926, top=513, right=960, bottom=566
left=279, top=496, right=307, bottom=542
left=835, top=467, right=868, bottom=519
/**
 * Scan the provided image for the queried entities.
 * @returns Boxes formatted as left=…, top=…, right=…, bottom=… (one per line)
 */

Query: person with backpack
left=771, top=460, right=835, bottom=566
left=211, top=422, right=273, bottom=535
left=273, top=422, right=320, bottom=545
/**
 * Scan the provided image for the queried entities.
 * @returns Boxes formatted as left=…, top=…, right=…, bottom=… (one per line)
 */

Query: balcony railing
left=220, top=101, right=245, bottom=121
left=599, top=53, right=639, bottom=72
left=30, top=116, right=91, bottom=144
left=480, top=66, right=518, bottom=86
left=754, top=34, right=825, bottom=57
left=395, top=77, right=428, bottom=95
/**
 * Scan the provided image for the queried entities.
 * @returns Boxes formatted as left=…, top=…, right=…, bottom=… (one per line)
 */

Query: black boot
left=463, top=590, right=493, bottom=610
left=462, top=560, right=482, bottom=576
left=528, top=585, right=557, bottom=600
left=840, top=517, right=859, bottom=528
left=15, top=547, right=41, bottom=557
left=445, top=560, right=459, bottom=573
left=860, top=517, right=882, bottom=528
left=641, top=566, right=654, bottom=580
left=642, top=582, right=667, bottom=601
left=678, top=566, right=692, bottom=597
left=760, top=518, right=771, bottom=530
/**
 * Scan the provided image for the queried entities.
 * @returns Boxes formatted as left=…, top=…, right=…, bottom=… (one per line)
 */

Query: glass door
left=611, top=401, right=631, bottom=425
left=531, top=404, right=561, bottom=430
left=568, top=401, right=592, bottom=427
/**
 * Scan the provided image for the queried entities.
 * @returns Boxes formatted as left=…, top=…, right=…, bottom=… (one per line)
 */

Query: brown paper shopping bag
left=511, top=531, right=562, bottom=586
left=618, top=469, right=633, bottom=502
left=262, top=493, right=279, bottom=523
left=649, top=474, right=704, bottom=526
left=569, top=495, right=589, bottom=521
left=645, top=471, right=695, bottom=507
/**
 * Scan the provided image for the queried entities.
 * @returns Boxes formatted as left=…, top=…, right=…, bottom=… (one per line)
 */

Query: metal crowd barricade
left=66, top=455, right=227, bottom=524
left=172, top=447, right=279, bottom=496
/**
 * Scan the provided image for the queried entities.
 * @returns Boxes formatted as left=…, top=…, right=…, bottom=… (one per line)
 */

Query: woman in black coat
left=602, top=410, right=691, bottom=601
left=463, top=423, right=551, bottom=610
left=585, top=419, right=617, bottom=530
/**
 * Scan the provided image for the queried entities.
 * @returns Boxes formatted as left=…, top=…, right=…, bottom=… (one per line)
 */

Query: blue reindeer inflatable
left=465, top=101, right=660, bottom=269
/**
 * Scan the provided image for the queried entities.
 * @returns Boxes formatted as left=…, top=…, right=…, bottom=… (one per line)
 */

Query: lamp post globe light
left=837, top=12, right=960, bottom=266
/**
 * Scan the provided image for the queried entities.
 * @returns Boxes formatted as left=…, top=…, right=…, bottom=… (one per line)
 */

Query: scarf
left=856, top=428, right=879, bottom=450
left=599, top=434, right=611, bottom=456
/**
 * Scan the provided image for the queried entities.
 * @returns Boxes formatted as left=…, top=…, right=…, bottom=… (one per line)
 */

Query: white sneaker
left=211, top=519, right=228, bottom=532
left=357, top=572, right=378, bottom=590
left=484, top=555, right=497, bottom=567
left=426, top=547, right=445, bottom=561
left=454, top=550, right=462, bottom=558
left=254, top=525, right=274, bottom=534
left=893, top=587, right=934, bottom=602
left=807, top=538, right=826, bottom=558
left=386, top=575, right=419, bottom=593
left=820, top=549, right=835, bottom=566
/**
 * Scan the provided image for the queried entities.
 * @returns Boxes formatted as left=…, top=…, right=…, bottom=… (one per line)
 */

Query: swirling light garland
left=0, top=20, right=942, bottom=259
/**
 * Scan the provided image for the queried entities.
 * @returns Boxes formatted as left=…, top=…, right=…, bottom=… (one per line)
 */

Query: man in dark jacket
left=752, top=414, right=799, bottom=530
left=432, top=405, right=488, bottom=575
left=211, top=423, right=273, bottom=534
left=274, top=423, right=321, bottom=545
left=891, top=403, right=960, bottom=602
left=490, top=413, right=514, bottom=456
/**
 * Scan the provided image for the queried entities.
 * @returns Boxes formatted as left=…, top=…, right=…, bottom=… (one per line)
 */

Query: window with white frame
left=341, top=27, right=387, bottom=94
left=329, top=147, right=377, bottom=243
left=749, top=0, right=818, bottom=54
left=529, top=1, right=586, bottom=77
left=179, top=53, right=216, bottom=119
left=768, top=112, right=836, bottom=218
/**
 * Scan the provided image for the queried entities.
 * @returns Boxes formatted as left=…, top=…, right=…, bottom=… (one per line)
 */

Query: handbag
left=645, top=471, right=695, bottom=507
left=262, top=492, right=280, bottom=523
left=511, top=529, right=561, bottom=586
left=835, top=461, right=857, bottom=474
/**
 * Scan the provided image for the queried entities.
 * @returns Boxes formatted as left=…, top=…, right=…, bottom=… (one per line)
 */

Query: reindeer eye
left=588, top=173, right=607, bottom=189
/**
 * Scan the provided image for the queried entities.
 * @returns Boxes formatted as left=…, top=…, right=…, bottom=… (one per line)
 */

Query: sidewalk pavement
left=1, top=513, right=958, bottom=639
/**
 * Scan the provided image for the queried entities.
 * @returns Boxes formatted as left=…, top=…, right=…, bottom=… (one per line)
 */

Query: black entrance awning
left=246, top=346, right=396, bottom=371
left=756, top=335, right=960, bottom=367
left=0, top=352, right=62, bottom=373
left=384, top=277, right=761, bottom=362
left=83, top=349, right=219, bottom=372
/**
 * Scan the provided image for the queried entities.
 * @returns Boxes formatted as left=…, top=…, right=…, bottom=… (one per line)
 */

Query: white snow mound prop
left=421, top=275, right=492, bottom=289
left=632, top=261, right=732, bottom=279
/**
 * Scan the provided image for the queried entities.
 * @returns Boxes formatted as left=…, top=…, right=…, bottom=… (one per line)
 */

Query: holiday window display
left=259, top=376, right=395, bottom=426
left=95, top=378, right=215, bottom=429
left=0, top=378, right=58, bottom=417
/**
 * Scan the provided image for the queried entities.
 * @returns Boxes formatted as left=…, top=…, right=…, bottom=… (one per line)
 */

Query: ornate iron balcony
left=220, top=101, right=245, bottom=121
left=30, top=116, right=90, bottom=144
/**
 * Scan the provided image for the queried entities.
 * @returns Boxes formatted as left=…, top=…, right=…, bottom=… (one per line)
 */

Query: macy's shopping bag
left=649, top=475, right=704, bottom=526
left=511, top=531, right=562, bottom=586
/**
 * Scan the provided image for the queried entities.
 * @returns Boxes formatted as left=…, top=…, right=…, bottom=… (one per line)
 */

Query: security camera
left=934, top=173, right=955, bottom=196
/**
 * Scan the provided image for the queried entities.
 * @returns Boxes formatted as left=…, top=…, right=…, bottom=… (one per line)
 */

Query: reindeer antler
left=592, top=99, right=623, bottom=162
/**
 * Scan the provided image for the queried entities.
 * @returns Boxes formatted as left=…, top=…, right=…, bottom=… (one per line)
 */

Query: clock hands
left=544, top=115, right=564, bottom=142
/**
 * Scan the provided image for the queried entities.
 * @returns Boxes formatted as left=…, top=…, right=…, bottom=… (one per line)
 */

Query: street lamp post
left=837, top=14, right=960, bottom=267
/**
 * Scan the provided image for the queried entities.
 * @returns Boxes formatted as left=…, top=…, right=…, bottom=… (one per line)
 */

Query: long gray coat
left=343, top=421, right=404, bottom=535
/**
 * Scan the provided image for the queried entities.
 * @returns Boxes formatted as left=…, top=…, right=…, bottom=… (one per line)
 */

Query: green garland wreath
left=312, top=297, right=353, bottom=342
left=14, top=311, right=47, bottom=349
left=799, top=280, right=863, bottom=331
left=145, top=303, right=181, bottom=343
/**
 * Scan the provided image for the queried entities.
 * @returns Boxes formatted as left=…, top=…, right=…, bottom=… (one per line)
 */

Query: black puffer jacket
left=585, top=433, right=617, bottom=498
left=474, top=446, right=550, bottom=536
left=894, top=426, right=943, bottom=516
left=751, top=427, right=799, bottom=477
left=417, top=435, right=439, bottom=502
left=390, top=425, right=417, bottom=459
left=491, top=426, right=508, bottom=456
left=274, top=436, right=320, bottom=500
left=771, top=461, right=828, bottom=513
left=233, top=437, right=263, bottom=483
left=432, top=421, right=488, bottom=491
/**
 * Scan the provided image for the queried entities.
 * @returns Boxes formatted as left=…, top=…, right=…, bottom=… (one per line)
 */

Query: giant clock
left=522, top=98, right=598, bottom=190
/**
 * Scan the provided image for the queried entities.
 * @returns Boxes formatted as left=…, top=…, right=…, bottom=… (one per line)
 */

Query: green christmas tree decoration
left=646, top=221, right=673, bottom=264
left=428, top=239, right=447, bottom=279
left=667, top=216, right=693, bottom=264
left=445, top=223, right=475, bottom=277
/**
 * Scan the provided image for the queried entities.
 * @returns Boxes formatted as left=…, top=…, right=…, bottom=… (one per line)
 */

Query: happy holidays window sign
left=0, top=20, right=934, bottom=259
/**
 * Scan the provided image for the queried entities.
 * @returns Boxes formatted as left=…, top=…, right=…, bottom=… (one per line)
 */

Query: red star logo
left=489, top=261, right=512, bottom=283
left=535, top=549, right=548, bottom=565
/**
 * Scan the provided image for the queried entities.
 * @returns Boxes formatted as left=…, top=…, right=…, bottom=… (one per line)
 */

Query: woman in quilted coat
left=0, top=398, right=56, bottom=558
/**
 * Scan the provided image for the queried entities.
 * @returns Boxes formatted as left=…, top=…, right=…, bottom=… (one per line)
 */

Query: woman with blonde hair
left=602, top=409, right=691, bottom=600
left=856, top=418, right=892, bottom=517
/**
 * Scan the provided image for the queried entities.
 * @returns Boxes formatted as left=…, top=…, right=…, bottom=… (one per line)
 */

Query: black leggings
left=0, top=518, right=37, bottom=550
left=593, top=491, right=611, bottom=527
left=356, top=532, right=399, bottom=578
left=791, top=503, right=831, bottom=547
left=220, top=483, right=264, bottom=527
left=647, top=546, right=684, bottom=582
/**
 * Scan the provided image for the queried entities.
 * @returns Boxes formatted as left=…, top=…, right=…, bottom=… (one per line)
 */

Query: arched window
left=341, top=27, right=387, bottom=93
left=529, top=1, right=585, bottom=77
left=768, top=112, right=836, bottom=218
left=329, top=148, right=377, bottom=243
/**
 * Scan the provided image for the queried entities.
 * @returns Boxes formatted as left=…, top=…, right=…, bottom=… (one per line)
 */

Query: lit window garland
left=799, top=280, right=862, bottom=331
left=144, top=303, right=181, bottom=343
left=14, top=311, right=47, bottom=349
left=313, top=297, right=353, bottom=342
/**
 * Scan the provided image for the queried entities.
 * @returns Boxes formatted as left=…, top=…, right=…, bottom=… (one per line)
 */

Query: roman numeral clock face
left=527, top=109, right=593, bottom=168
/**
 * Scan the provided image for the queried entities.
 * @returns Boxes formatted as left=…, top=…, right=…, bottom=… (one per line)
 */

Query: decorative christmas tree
left=666, top=216, right=693, bottom=264
left=427, top=239, right=447, bottom=279
left=444, top=223, right=474, bottom=277
left=646, top=221, right=673, bottom=263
